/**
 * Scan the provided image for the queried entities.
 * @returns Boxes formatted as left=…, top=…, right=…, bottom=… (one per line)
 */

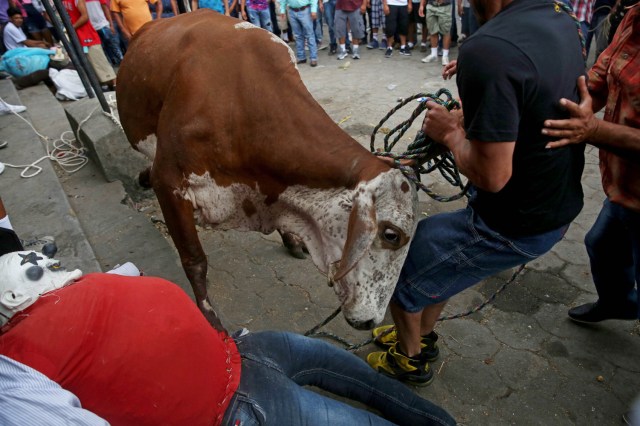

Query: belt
left=289, top=4, right=309, bottom=11
left=428, top=1, right=450, bottom=5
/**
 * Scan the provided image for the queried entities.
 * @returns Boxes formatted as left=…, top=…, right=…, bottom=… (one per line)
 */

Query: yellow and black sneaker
left=367, top=343, right=434, bottom=386
left=372, top=325, right=440, bottom=362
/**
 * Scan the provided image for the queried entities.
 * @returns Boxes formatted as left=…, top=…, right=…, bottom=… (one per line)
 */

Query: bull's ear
left=333, top=193, right=376, bottom=281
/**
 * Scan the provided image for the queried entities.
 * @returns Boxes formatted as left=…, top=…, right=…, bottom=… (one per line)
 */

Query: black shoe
left=568, top=301, right=637, bottom=324
left=328, top=44, right=337, bottom=55
left=296, top=58, right=307, bottom=64
left=384, top=47, right=392, bottom=58
left=399, top=47, right=411, bottom=56
left=367, top=343, right=434, bottom=387
left=372, top=325, right=439, bottom=362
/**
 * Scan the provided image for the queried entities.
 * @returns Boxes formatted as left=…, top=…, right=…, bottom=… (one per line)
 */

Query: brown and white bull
left=116, top=10, right=418, bottom=331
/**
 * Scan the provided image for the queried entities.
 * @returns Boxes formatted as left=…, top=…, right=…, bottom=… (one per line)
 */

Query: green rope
left=370, top=88, right=470, bottom=203
left=554, top=0, right=588, bottom=62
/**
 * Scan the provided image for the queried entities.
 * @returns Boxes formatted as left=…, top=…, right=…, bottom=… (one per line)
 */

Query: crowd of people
left=0, top=0, right=638, bottom=422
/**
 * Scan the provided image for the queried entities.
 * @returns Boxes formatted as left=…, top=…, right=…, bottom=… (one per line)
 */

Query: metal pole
left=40, top=0, right=94, bottom=99
left=47, top=0, right=111, bottom=112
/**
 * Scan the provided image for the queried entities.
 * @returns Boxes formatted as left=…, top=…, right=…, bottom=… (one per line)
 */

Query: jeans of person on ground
left=323, top=0, right=337, bottom=48
left=584, top=198, right=640, bottom=318
left=392, top=203, right=568, bottom=310
left=248, top=7, right=273, bottom=31
left=313, top=8, right=323, bottom=43
left=289, top=7, right=318, bottom=61
left=222, top=331, right=456, bottom=426
left=96, top=27, right=123, bottom=67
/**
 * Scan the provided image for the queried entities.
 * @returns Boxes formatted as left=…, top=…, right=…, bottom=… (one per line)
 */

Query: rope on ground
left=0, top=92, right=122, bottom=178
left=305, top=264, right=528, bottom=352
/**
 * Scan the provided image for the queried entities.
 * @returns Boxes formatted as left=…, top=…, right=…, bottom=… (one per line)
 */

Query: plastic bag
left=0, top=47, right=53, bottom=77
left=49, top=68, right=87, bottom=101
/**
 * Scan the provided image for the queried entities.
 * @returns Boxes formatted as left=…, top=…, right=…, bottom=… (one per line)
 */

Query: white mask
left=0, top=251, right=82, bottom=325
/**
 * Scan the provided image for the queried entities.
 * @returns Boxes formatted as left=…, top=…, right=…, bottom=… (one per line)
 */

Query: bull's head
left=329, top=169, right=418, bottom=329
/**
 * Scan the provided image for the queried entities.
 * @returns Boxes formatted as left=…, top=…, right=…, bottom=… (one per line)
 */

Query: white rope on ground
left=0, top=93, right=122, bottom=178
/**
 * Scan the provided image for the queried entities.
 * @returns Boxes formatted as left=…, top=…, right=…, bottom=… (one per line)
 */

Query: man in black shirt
left=367, top=0, right=586, bottom=386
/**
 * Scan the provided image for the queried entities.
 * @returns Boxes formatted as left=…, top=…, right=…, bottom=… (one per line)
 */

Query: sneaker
left=329, top=44, right=337, bottom=55
left=296, top=58, right=307, bottom=64
left=372, top=325, right=440, bottom=362
left=310, top=60, right=318, bottom=67
left=442, top=56, right=449, bottom=66
left=0, top=101, right=27, bottom=116
left=352, top=47, right=360, bottom=59
left=407, top=42, right=414, bottom=50
left=420, top=43, right=427, bottom=52
left=379, top=39, right=388, bottom=50
left=399, top=47, right=411, bottom=56
left=367, top=39, right=379, bottom=49
left=421, top=53, right=437, bottom=63
left=21, top=236, right=57, bottom=258
left=337, top=48, right=348, bottom=60
left=367, top=343, right=434, bottom=386
left=384, top=47, right=392, bottom=58
left=568, top=301, right=637, bottom=323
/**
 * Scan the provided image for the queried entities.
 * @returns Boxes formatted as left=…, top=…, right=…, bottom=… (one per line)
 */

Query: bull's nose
left=346, top=318, right=376, bottom=330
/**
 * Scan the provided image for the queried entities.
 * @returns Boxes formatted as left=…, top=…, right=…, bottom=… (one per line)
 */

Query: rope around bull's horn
left=304, top=89, right=527, bottom=351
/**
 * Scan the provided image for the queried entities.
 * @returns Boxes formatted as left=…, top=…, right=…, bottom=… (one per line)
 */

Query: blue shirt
left=199, top=0, right=225, bottom=13
left=0, top=355, right=108, bottom=426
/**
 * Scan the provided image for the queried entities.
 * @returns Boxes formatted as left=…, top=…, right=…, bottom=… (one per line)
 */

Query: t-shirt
left=336, top=0, right=363, bottom=11
left=247, top=0, right=269, bottom=11
left=111, top=0, right=156, bottom=34
left=0, top=274, right=242, bottom=426
left=85, top=0, right=110, bottom=30
left=3, top=22, right=27, bottom=50
left=457, top=0, right=586, bottom=236
left=62, top=0, right=102, bottom=46
left=199, top=0, right=224, bottom=13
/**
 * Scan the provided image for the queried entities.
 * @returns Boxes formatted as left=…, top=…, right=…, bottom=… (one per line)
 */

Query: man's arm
left=154, top=0, right=164, bottom=18
left=170, top=0, right=178, bottom=14
left=543, top=76, right=640, bottom=160
left=112, top=11, right=131, bottom=39
left=191, top=0, right=198, bottom=11
left=100, top=0, right=116, bottom=31
left=240, top=0, right=247, bottom=19
left=423, top=101, right=514, bottom=192
left=73, top=0, right=90, bottom=29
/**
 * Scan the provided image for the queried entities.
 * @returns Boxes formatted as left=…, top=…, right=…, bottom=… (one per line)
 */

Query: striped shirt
left=0, top=355, right=108, bottom=426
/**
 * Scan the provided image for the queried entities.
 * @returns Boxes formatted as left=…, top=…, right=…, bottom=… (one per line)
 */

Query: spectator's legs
left=97, top=27, right=123, bottom=67
left=584, top=199, right=639, bottom=315
left=323, top=0, right=337, bottom=52
left=314, top=7, right=323, bottom=46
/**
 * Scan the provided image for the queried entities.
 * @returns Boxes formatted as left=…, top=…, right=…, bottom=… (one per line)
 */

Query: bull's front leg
left=154, top=185, right=226, bottom=333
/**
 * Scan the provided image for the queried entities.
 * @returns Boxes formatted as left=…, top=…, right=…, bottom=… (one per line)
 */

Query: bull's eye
left=26, top=265, right=44, bottom=281
left=382, top=227, right=400, bottom=245
left=378, top=222, right=407, bottom=249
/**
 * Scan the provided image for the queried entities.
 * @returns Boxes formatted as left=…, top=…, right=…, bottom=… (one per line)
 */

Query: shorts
left=426, top=3, right=451, bottom=35
left=87, top=45, right=116, bottom=83
left=335, top=9, right=365, bottom=39
left=392, top=205, right=568, bottom=311
left=384, top=4, right=409, bottom=37
left=409, top=1, right=425, bottom=25
left=23, top=3, right=49, bottom=33
left=369, top=0, right=385, bottom=29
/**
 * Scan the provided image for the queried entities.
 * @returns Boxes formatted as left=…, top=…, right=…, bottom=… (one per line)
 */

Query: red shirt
left=588, top=6, right=640, bottom=212
left=0, top=274, right=241, bottom=426
left=62, top=0, right=101, bottom=46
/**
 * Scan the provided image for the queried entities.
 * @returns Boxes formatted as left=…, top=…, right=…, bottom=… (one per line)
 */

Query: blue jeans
left=585, top=199, right=640, bottom=317
left=314, top=8, right=323, bottom=44
left=97, top=27, right=123, bottom=67
left=223, top=331, right=456, bottom=425
left=248, top=8, right=273, bottom=32
left=323, top=0, right=337, bottom=47
left=289, top=7, right=318, bottom=61
left=393, top=205, right=568, bottom=310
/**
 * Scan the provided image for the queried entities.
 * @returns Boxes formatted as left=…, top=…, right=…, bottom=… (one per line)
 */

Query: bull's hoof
left=286, top=244, right=306, bottom=259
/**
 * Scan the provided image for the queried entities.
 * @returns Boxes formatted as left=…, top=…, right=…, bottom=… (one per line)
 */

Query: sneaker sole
left=377, top=367, right=435, bottom=387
